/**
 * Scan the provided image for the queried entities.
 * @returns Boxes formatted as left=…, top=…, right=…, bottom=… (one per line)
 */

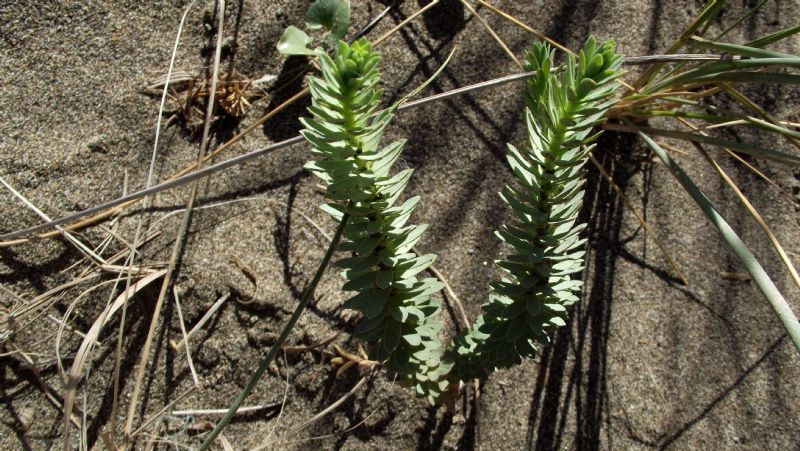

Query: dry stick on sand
left=169, top=291, right=230, bottom=352
left=122, top=1, right=225, bottom=447
left=172, top=286, right=200, bottom=385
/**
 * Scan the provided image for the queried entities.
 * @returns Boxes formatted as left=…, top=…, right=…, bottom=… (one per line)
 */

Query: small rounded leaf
left=277, top=26, right=317, bottom=56
left=306, top=0, right=351, bottom=43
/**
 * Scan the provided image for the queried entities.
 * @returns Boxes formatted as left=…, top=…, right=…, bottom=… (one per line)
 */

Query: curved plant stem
left=198, top=213, right=350, bottom=450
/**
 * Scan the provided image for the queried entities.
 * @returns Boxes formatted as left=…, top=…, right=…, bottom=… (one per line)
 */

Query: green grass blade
left=695, top=0, right=727, bottom=38
left=606, top=124, right=800, bottom=166
left=645, top=57, right=800, bottom=93
left=711, top=0, right=769, bottom=41
left=629, top=106, right=800, bottom=141
left=636, top=129, right=800, bottom=353
left=631, top=109, right=733, bottom=122
left=198, top=213, right=350, bottom=450
left=743, top=116, right=800, bottom=140
left=689, top=36, right=797, bottom=59
left=747, top=24, right=800, bottom=48
left=688, top=72, right=800, bottom=85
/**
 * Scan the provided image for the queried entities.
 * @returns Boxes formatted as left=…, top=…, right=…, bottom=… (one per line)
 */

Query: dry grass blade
left=476, top=0, right=573, bottom=55
left=721, top=148, right=795, bottom=201
left=143, top=68, right=196, bottom=92
left=414, top=249, right=470, bottom=331
left=10, top=274, right=100, bottom=323
left=459, top=0, right=521, bottom=67
left=602, top=122, right=800, bottom=166
left=217, top=434, right=235, bottom=451
left=1, top=284, right=89, bottom=339
left=372, top=0, right=440, bottom=46
left=110, top=0, right=199, bottom=440
left=472, top=1, right=639, bottom=89
left=170, top=292, right=230, bottom=352
left=171, top=403, right=282, bottom=416
left=61, top=269, right=167, bottom=448
left=267, top=352, right=291, bottom=441
left=131, top=384, right=199, bottom=438
left=722, top=84, right=800, bottom=151
left=55, top=279, right=119, bottom=378
left=173, top=287, right=199, bottom=385
left=289, top=376, right=368, bottom=436
left=7, top=345, right=82, bottom=429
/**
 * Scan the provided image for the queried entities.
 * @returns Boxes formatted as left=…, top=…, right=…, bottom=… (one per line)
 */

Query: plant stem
left=198, top=213, right=350, bottom=450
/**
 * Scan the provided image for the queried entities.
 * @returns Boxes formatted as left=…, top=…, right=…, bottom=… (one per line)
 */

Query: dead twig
left=169, top=292, right=231, bottom=352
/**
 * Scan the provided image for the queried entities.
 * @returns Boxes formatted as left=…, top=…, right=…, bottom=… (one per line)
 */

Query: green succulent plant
left=300, top=38, right=452, bottom=403
left=449, top=37, right=625, bottom=381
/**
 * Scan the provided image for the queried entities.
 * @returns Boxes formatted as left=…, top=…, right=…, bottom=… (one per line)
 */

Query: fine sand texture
left=1, top=1, right=799, bottom=449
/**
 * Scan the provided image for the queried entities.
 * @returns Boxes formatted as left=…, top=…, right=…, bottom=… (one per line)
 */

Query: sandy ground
left=1, top=0, right=799, bottom=449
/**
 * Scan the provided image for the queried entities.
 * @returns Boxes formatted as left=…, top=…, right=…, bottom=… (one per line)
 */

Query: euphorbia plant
left=448, top=38, right=625, bottom=381
left=301, top=38, right=452, bottom=403
left=302, top=36, right=626, bottom=399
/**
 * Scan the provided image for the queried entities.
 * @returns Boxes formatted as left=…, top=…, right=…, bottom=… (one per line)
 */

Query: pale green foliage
left=300, top=38, right=451, bottom=403
left=277, top=26, right=316, bottom=56
left=305, top=0, right=350, bottom=44
left=449, top=37, right=624, bottom=381
left=278, top=0, right=351, bottom=56
left=300, top=36, right=624, bottom=401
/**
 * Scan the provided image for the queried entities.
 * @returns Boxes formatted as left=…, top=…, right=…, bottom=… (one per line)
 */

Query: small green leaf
left=376, top=269, right=393, bottom=289
left=383, top=320, right=402, bottom=353
left=344, top=288, right=389, bottom=319
left=306, top=0, right=351, bottom=43
left=403, top=333, right=422, bottom=346
left=277, top=26, right=316, bottom=56
left=390, top=306, right=409, bottom=323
